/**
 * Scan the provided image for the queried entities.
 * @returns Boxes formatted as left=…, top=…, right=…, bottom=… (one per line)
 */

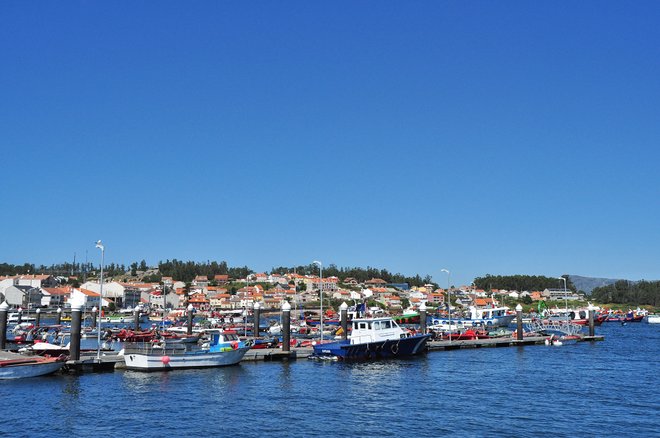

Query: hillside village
left=0, top=271, right=585, bottom=314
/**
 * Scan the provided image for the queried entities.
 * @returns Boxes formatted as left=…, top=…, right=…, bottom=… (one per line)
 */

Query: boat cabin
left=468, top=306, right=509, bottom=320
left=349, top=317, right=406, bottom=345
left=204, top=330, right=242, bottom=352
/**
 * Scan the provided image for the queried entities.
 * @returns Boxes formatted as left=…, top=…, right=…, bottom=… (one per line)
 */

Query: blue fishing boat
left=312, top=316, right=431, bottom=361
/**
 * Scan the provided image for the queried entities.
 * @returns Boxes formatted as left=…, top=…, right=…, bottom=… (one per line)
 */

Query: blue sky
left=2, top=2, right=659, bottom=286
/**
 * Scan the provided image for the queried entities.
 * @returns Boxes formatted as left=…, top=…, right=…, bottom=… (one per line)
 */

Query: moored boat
left=604, top=310, right=645, bottom=323
left=646, top=314, right=660, bottom=324
left=312, top=316, right=431, bottom=361
left=123, top=329, right=250, bottom=370
left=0, top=355, right=67, bottom=379
left=546, top=308, right=607, bottom=326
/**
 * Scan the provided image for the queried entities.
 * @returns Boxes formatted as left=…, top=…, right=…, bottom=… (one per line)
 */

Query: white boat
left=123, top=330, right=250, bottom=370
left=8, top=313, right=36, bottom=324
left=467, top=306, right=515, bottom=327
left=430, top=306, right=514, bottom=330
left=101, top=314, right=147, bottom=324
left=647, top=314, right=660, bottom=324
left=0, top=355, right=66, bottom=379
left=428, top=318, right=483, bottom=332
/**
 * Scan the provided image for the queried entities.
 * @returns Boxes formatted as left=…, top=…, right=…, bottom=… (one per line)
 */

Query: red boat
left=605, top=311, right=645, bottom=323
left=440, top=329, right=490, bottom=341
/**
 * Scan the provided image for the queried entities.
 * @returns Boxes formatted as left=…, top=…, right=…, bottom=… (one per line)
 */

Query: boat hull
left=0, top=358, right=66, bottom=379
left=313, top=334, right=431, bottom=361
left=124, top=346, right=250, bottom=370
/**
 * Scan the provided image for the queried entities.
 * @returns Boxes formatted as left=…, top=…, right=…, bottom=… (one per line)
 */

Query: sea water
left=0, top=323, right=658, bottom=437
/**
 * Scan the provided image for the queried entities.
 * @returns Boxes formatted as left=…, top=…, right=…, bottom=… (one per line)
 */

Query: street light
left=313, top=261, right=323, bottom=342
left=441, top=269, right=451, bottom=342
left=558, top=276, right=568, bottom=324
left=95, top=240, right=105, bottom=361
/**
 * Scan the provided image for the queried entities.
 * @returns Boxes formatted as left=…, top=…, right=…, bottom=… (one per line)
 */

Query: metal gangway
left=525, top=319, right=583, bottom=336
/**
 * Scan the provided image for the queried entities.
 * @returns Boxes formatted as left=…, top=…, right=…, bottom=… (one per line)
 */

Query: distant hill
left=568, top=275, right=628, bottom=294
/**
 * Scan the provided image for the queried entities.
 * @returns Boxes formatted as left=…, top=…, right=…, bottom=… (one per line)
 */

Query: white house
left=80, top=281, right=142, bottom=309
left=69, top=288, right=108, bottom=310
left=2, top=285, right=43, bottom=309
left=16, top=274, right=58, bottom=288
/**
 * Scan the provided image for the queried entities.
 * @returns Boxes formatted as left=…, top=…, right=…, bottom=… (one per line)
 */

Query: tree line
left=158, top=259, right=252, bottom=284
left=473, top=274, right=576, bottom=292
left=270, top=264, right=433, bottom=288
left=591, top=280, right=660, bottom=306
left=0, top=262, right=97, bottom=277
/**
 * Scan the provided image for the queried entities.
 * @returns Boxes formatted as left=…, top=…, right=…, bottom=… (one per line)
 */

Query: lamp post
left=95, top=240, right=105, bottom=361
left=558, top=276, right=568, bottom=324
left=313, top=261, right=323, bottom=342
left=441, top=269, right=451, bottom=343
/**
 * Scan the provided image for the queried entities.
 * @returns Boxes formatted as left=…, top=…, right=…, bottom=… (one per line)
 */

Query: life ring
left=229, top=317, right=234, bottom=323
left=231, top=342, right=238, bottom=350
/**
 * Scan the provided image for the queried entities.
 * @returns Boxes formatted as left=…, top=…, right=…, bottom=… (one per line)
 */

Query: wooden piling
left=419, top=303, right=427, bottom=334
left=186, top=304, right=194, bottom=335
left=134, top=308, right=140, bottom=331
left=516, top=304, right=523, bottom=341
left=70, top=302, right=83, bottom=361
left=253, top=302, right=261, bottom=338
left=35, top=308, right=41, bottom=327
left=340, top=302, right=348, bottom=341
left=282, top=301, right=291, bottom=352
left=0, top=301, right=8, bottom=350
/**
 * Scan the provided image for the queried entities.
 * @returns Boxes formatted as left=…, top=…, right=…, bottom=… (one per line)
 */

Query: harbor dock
left=4, top=333, right=607, bottom=373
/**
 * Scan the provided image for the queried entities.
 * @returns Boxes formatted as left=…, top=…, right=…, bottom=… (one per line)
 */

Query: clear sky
left=2, top=2, right=659, bottom=286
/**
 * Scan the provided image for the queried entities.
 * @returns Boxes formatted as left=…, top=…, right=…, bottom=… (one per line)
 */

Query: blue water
left=1, top=323, right=658, bottom=437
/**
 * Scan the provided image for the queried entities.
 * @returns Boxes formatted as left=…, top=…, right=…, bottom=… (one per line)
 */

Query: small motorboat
left=0, top=355, right=67, bottom=379
left=545, top=335, right=564, bottom=346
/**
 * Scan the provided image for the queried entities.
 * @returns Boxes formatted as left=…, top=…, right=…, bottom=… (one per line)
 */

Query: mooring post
left=56, top=307, right=62, bottom=325
left=70, top=300, right=83, bottom=361
left=516, top=304, right=523, bottom=341
left=588, top=304, right=595, bottom=337
left=91, top=306, right=97, bottom=329
left=17, top=307, right=22, bottom=325
left=35, top=308, right=41, bottom=328
left=134, top=307, right=141, bottom=331
left=282, top=300, right=291, bottom=352
left=186, top=304, right=194, bottom=335
left=339, top=301, right=348, bottom=341
left=419, top=302, right=427, bottom=334
left=0, top=301, right=8, bottom=350
left=253, top=301, right=261, bottom=339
